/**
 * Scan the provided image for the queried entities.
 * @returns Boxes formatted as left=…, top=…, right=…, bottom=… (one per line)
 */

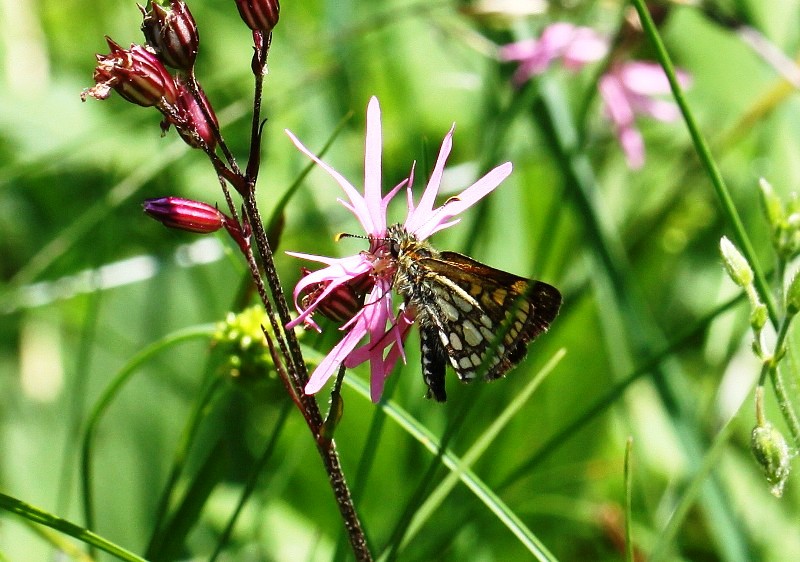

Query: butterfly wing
left=417, top=251, right=561, bottom=383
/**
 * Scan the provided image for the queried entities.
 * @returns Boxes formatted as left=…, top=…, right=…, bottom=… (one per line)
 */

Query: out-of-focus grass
left=2, top=1, right=800, bottom=560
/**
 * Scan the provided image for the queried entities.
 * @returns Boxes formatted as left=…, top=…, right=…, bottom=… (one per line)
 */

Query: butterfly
left=386, top=223, right=561, bottom=401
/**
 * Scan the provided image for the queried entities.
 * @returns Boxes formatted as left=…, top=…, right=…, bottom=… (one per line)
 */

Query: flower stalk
left=83, top=3, right=370, bottom=558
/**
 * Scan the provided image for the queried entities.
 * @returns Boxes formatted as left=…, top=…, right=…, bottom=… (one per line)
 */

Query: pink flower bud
left=82, top=38, right=178, bottom=107
left=140, top=0, right=199, bottom=71
left=143, top=197, right=224, bottom=233
left=234, top=0, right=280, bottom=33
left=162, top=79, right=219, bottom=149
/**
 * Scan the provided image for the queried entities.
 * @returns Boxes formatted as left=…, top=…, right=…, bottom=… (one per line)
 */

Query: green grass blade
left=399, top=349, right=566, bottom=551
left=80, top=325, right=217, bottom=534
left=624, top=437, right=634, bottom=562
left=631, top=0, right=777, bottom=324
left=0, top=492, right=146, bottom=562
left=343, top=365, right=562, bottom=562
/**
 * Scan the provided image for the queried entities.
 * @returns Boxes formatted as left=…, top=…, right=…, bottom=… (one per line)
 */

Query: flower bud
left=759, top=178, right=785, bottom=232
left=140, top=0, right=199, bottom=71
left=750, top=302, right=768, bottom=331
left=720, top=236, right=753, bottom=288
left=162, top=79, right=219, bottom=149
left=82, top=38, right=178, bottom=107
left=212, top=306, right=280, bottom=385
left=751, top=423, right=792, bottom=497
left=143, top=197, right=224, bottom=233
left=234, top=0, right=280, bottom=33
left=786, top=269, right=800, bottom=316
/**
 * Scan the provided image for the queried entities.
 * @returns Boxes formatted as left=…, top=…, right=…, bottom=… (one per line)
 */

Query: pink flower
left=599, top=61, right=691, bottom=169
left=499, top=23, right=608, bottom=86
left=285, top=97, right=512, bottom=402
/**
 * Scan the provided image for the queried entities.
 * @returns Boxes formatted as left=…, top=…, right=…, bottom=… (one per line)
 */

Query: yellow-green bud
left=720, top=236, right=753, bottom=287
left=751, top=423, right=792, bottom=497
left=787, top=270, right=800, bottom=316
left=750, top=303, right=768, bottom=331
left=759, top=178, right=785, bottom=231
left=212, top=306, right=276, bottom=383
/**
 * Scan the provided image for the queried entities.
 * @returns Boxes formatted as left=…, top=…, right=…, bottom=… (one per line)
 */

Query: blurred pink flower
left=500, top=24, right=692, bottom=169
left=499, top=23, right=608, bottom=86
left=599, top=61, right=691, bottom=169
left=285, top=96, right=512, bottom=402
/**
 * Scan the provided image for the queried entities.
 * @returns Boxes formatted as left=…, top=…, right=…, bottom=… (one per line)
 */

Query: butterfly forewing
left=419, top=252, right=561, bottom=382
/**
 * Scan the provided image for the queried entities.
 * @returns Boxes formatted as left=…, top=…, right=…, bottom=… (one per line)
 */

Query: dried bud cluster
left=82, top=2, right=218, bottom=151
left=166, top=79, right=219, bottom=149
left=81, top=38, right=178, bottom=107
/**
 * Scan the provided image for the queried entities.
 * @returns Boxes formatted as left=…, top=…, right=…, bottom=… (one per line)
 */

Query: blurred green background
left=2, top=0, right=800, bottom=560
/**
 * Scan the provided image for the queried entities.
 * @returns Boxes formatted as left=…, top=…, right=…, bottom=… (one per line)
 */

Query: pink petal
left=562, top=28, right=609, bottom=68
left=414, top=161, right=513, bottom=240
left=285, top=129, right=375, bottom=235
left=599, top=74, right=635, bottom=128
left=285, top=254, right=373, bottom=328
left=617, top=61, right=691, bottom=96
left=618, top=126, right=645, bottom=170
left=631, top=96, right=681, bottom=122
left=405, top=125, right=455, bottom=233
left=498, top=39, right=538, bottom=62
left=305, top=321, right=367, bottom=394
left=364, top=96, right=385, bottom=234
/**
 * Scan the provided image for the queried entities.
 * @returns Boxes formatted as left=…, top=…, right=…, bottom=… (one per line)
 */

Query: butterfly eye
left=390, top=240, right=401, bottom=257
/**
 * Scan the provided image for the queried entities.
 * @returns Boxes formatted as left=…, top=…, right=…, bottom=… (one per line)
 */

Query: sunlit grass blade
left=631, top=0, right=777, bottom=324
left=624, top=436, right=634, bottom=562
left=648, top=420, right=736, bottom=562
left=208, top=400, right=292, bottom=561
left=0, top=491, right=146, bottom=562
left=398, top=349, right=566, bottom=551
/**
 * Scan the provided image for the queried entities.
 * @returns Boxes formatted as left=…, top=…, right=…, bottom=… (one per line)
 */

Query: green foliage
left=3, top=1, right=800, bottom=561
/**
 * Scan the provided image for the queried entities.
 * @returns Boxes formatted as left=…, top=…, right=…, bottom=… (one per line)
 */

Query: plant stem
left=631, top=0, right=778, bottom=325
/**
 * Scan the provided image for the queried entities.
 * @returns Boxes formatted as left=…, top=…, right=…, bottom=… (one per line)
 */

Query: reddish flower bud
left=298, top=268, right=373, bottom=324
left=140, top=0, right=199, bottom=71
left=82, top=37, right=178, bottom=107
left=162, top=79, right=219, bottom=149
left=234, top=0, right=280, bottom=33
left=143, top=197, right=224, bottom=233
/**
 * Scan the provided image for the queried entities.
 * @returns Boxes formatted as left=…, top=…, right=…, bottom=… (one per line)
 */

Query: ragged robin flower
left=498, top=23, right=608, bottom=86
left=499, top=24, right=692, bottom=169
left=598, top=61, right=691, bottom=169
left=285, top=97, right=512, bottom=402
